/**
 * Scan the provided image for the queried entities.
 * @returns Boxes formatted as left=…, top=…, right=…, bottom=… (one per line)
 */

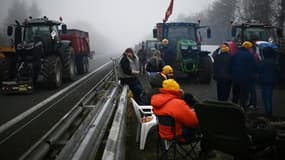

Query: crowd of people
left=213, top=41, right=279, bottom=116
left=117, top=39, right=280, bottom=158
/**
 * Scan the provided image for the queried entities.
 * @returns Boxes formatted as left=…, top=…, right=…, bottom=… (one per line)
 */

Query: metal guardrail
left=102, top=85, right=128, bottom=160
left=0, top=56, right=130, bottom=160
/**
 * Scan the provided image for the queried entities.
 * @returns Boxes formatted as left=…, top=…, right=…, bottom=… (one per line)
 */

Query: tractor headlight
left=191, top=46, right=198, bottom=50
left=181, top=45, right=188, bottom=50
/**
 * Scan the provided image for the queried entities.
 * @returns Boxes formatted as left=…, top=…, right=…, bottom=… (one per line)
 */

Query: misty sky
left=1, top=0, right=216, bottom=52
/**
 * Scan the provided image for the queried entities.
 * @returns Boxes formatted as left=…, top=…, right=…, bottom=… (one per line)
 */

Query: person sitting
left=151, top=79, right=199, bottom=142
left=149, top=65, right=174, bottom=89
left=143, top=65, right=174, bottom=105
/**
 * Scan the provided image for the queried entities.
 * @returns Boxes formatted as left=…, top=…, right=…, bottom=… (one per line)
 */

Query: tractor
left=153, top=22, right=212, bottom=83
left=1, top=17, right=75, bottom=94
left=229, top=20, right=285, bottom=85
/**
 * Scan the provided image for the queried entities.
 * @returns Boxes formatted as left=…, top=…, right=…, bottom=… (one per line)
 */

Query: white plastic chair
left=130, top=98, right=158, bottom=150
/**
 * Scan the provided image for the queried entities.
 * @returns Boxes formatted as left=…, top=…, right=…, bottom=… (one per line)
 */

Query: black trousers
left=216, top=80, right=232, bottom=101
left=232, top=81, right=251, bottom=110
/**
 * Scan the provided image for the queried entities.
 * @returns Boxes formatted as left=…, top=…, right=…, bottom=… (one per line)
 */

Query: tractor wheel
left=198, top=55, right=213, bottom=84
left=83, top=56, right=89, bottom=73
left=76, top=55, right=84, bottom=74
left=0, top=57, right=10, bottom=82
left=41, top=56, right=63, bottom=89
left=62, top=47, right=76, bottom=81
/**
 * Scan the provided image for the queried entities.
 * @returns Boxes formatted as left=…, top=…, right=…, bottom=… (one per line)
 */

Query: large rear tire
left=198, top=55, right=213, bottom=84
left=76, top=55, right=84, bottom=74
left=62, top=47, right=76, bottom=81
left=41, top=56, right=63, bottom=89
left=83, top=56, right=89, bottom=73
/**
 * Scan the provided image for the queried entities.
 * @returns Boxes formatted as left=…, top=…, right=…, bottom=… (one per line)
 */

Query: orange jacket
left=151, top=88, right=199, bottom=140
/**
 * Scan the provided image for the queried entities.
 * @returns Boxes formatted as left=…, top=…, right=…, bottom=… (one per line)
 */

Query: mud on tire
left=62, top=47, right=76, bottom=81
left=41, top=56, right=63, bottom=89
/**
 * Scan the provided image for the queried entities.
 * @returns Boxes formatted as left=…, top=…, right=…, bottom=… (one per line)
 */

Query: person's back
left=231, top=47, right=256, bottom=83
left=146, top=56, right=165, bottom=73
left=259, top=47, right=278, bottom=86
left=213, top=46, right=232, bottom=81
left=151, top=79, right=198, bottom=141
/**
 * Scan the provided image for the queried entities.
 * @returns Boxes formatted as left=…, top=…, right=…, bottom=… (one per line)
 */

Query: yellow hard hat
left=241, top=41, right=253, bottom=49
left=162, top=65, right=173, bottom=75
left=162, top=39, right=169, bottom=45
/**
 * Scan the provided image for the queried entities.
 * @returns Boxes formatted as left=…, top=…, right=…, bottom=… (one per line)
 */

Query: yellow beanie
left=241, top=41, right=253, bottom=49
left=162, top=65, right=173, bottom=75
left=162, top=79, right=180, bottom=91
left=220, top=44, right=230, bottom=53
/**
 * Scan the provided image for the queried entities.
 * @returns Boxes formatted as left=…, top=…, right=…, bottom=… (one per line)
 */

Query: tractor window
left=168, top=26, right=196, bottom=42
left=24, top=25, right=50, bottom=42
left=244, top=28, right=270, bottom=41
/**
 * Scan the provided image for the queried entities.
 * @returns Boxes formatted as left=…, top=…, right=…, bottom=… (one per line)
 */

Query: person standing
left=160, top=38, right=173, bottom=65
left=258, top=47, right=279, bottom=116
left=137, top=44, right=147, bottom=74
left=231, top=41, right=257, bottom=110
left=213, top=44, right=232, bottom=101
left=118, top=48, right=143, bottom=104
left=145, top=49, right=165, bottom=78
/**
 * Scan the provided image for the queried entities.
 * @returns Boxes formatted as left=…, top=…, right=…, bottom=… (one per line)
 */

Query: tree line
left=177, top=0, right=285, bottom=44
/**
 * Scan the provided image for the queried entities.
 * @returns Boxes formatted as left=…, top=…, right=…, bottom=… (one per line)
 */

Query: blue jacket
left=231, top=47, right=257, bottom=83
left=258, top=47, right=278, bottom=86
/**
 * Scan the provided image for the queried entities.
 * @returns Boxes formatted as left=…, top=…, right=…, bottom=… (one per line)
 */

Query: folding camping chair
left=156, top=115, right=201, bottom=160
left=195, top=100, right=276, bottom=159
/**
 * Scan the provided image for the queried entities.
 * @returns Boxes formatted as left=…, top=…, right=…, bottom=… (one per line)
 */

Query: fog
left=0, top=0, right=215, bottom=54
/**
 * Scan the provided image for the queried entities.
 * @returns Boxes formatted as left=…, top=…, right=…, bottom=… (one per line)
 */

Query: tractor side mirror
left=153, top=29, right=157, bottom=38
left=206, top=28, right=211, bottom=39
left=277, top=28, right=283, bottom=38
left=7, top=26, right=13, bottom=36
left=14, top=26, right=22, bottom=45
left=231, top=27, right=237, bottom=37
left=61, top=24, right=67, bottom=34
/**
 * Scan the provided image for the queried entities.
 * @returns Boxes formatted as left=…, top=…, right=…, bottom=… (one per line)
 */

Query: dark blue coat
left=231, top=47, right=257, bottom=83
left=258, top=47, right=278, bottom=86
left=213, top=52, right=232, bottom=81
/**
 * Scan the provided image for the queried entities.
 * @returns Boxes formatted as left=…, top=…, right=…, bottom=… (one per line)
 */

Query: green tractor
left=153, top=22, right=212, bottom=83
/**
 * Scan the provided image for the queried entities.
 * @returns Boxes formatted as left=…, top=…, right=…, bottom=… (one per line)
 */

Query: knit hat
left=220, top=44, right=230, bottom=53
left=162, top=65, right=173, bottom=75
left=162, top=79, right=180, bottom=91
left=241, top=41, right=253, bottom=49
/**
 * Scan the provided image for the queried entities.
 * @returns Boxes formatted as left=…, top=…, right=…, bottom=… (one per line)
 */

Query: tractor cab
left=153, top=22, right=212, bottom=83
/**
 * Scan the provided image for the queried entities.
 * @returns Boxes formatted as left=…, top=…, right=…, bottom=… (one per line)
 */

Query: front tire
left=198, top=55, right=213, bottom=84
left=41, top=56, right=63, bottom=89
left=62, top=47, right=76, bottom=81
